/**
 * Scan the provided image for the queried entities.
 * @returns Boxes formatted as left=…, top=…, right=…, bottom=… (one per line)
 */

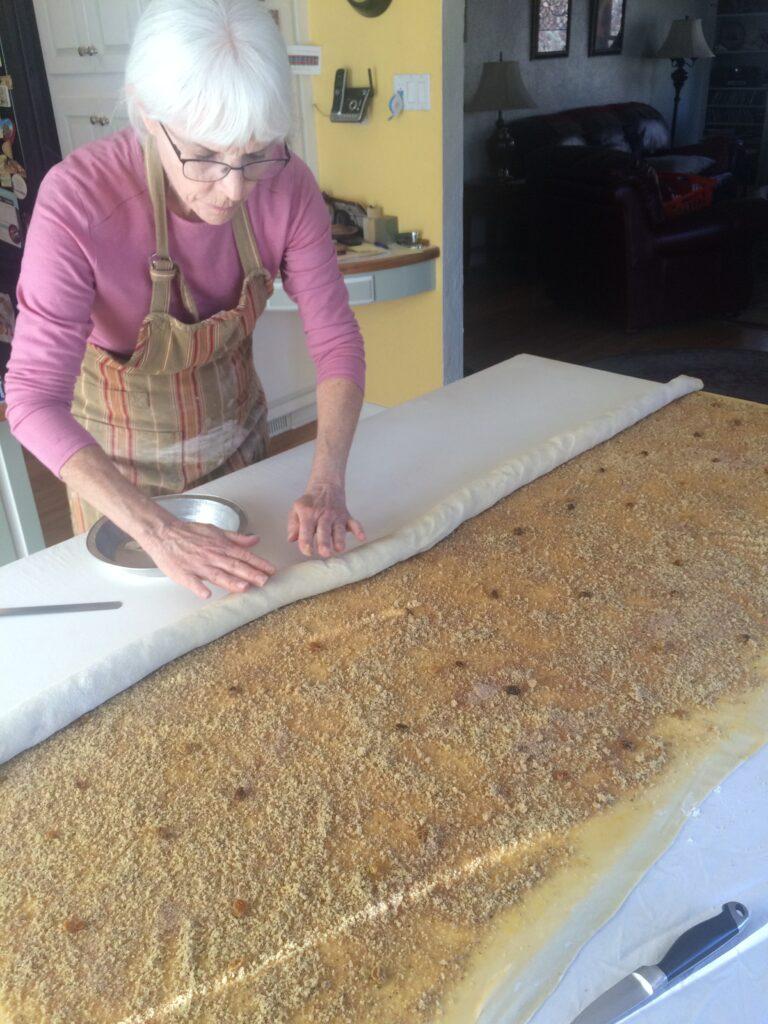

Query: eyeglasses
left=159, top=122, right=290, bottom=183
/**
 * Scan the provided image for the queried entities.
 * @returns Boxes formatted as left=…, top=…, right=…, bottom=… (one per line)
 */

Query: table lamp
left=655, top=16, right=714, bottom=146
left=465, top=53, right=536, bottom=179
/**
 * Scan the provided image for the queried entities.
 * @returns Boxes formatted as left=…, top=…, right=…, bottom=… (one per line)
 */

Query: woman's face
left=143, top=116, right=261, bottom=224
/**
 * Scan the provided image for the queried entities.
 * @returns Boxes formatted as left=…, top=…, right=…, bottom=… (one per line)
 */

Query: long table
left=1, top=354, right=765, bottom=1023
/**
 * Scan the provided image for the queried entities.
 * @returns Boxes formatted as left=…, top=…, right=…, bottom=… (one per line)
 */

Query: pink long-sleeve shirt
left=4, top=127, right=365, bottom=479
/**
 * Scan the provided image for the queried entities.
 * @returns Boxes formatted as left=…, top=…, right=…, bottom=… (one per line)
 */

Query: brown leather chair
left=527, top=146, right=768, bottom=331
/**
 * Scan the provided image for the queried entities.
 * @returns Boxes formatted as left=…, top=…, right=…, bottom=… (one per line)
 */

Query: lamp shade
left=655, top=16, right=714, bottom=59
left=465, top=57, right=536, bottom=113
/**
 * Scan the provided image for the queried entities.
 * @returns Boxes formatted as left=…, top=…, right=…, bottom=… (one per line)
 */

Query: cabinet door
left=82, top=0, right=146, bottom=73
left=31, top=0, right=92, bottom=75
left=50, top=94, right=130, bottom=157
left=252, top=312, right=316, bottom=428
left=32, top=0, right=145, bottom=75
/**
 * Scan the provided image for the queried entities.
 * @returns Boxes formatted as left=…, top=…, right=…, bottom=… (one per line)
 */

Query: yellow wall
left=307, top=1, right=444, bottom=407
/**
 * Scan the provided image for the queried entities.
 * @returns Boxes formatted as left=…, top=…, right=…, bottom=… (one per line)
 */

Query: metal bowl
left=85, top=494, right=248, bottom=575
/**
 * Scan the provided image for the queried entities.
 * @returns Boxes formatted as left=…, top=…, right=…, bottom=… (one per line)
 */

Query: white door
left=251, top=0, right=320, bottom=432
left=81, top=0, right=147, bottom=73
left=33, top=0, right=144, bottom=75
left=50, top=94, right=130, bottom=155
left=259, top=0, right=314, bottom=171
left=32, top=0, right=91, bottom=75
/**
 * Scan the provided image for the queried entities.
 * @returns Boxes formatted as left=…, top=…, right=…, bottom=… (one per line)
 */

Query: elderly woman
left=5, top=0, right=366, bottom=599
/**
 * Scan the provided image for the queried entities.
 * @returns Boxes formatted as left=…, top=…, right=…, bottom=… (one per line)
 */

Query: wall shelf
left=706, top=1, right=768, bottom=185
left=266, top=246, right=440, bottom=312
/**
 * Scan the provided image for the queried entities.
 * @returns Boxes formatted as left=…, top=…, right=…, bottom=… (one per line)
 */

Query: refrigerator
left=0, top=0, right=61, bottom=393
left=0, top=0, right=59, bottom=562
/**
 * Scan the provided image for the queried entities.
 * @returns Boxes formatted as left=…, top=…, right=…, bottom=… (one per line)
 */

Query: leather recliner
left=527, top=146, right=768, bottom=331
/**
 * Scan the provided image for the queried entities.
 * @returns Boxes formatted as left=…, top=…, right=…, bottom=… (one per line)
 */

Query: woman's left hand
left=287, top=478, right=366, bottom=558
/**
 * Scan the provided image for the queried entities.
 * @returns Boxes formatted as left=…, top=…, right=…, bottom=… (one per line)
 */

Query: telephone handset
left=330, top=67, right=374, bottom=123
left=332, top=68, right=348, bottom=118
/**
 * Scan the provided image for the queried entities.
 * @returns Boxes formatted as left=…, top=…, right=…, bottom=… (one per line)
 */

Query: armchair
left=527, top=146, right=768, bottom=331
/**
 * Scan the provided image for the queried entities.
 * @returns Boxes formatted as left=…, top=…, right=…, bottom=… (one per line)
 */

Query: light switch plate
left=393, top=74, right=430, bottom=111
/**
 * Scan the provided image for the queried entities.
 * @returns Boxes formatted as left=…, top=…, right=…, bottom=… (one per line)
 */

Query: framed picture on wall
left=530, top=0, right=572, bottom=60
left=588, top=0, right=627, bottom=56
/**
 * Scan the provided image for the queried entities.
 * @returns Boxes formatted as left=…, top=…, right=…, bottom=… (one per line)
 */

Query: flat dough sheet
left=0, top=386, right=765, bottom=1023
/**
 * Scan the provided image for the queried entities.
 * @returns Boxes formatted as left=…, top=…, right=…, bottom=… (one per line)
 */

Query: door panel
left=259, top=0, right=311, bottom=167
left=32, top=0, right=145, bottom=74
left=83, top=0, right=145, bottom=72
left=51, top=94, right=129, bottom=155
left=31, top=0, right=91, bottom=74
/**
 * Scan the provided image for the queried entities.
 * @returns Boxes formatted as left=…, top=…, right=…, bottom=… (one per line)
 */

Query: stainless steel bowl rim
left=85, top=494, right=248, bottom=574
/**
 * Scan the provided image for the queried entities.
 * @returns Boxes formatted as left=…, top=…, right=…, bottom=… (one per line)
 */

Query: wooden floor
left=464, top=262, right=768, bottom=373
left=23, top=262, right=768, bottom=547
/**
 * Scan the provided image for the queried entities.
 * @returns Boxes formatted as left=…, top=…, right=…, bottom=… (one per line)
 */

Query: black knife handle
left=657, top=901, right=749, bottom=983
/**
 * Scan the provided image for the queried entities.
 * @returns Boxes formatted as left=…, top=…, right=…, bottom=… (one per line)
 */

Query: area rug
left=585, top=348, right=768, bottom=405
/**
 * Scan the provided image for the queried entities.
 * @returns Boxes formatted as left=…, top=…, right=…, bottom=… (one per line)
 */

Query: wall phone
left=331, top=68, right=374, bottom=122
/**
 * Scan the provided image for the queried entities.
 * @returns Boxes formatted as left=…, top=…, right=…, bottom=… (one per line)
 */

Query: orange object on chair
left=658, top=172, right=716, bottom=219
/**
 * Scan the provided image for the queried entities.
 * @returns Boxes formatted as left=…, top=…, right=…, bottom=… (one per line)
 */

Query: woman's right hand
left=136, top=516, right=276, bottom=599
left=58, top=446, right=276, bottom=598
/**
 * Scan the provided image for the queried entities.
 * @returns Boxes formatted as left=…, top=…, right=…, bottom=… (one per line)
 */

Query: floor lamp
left=655, top=16, right=715, bottom=147
left=465, top=53, right=536, bottom=179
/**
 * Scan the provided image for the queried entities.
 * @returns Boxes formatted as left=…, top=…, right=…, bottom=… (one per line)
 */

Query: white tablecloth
left=479, top=744, right=768, bottom=1023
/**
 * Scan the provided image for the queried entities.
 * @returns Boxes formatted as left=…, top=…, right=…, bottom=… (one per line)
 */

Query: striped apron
left=67, top=132, right=274, bottom=534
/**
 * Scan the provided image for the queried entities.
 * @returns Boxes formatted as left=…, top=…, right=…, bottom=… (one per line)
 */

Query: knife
left=0, top=601, right=123, bottom=617
left=570, top=901, right=749, bottom=1023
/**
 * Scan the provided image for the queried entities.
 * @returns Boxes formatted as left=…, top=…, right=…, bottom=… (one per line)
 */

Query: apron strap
left=175, top=267, right=200, bottom=321
left=143, top=133, right=200, bottom=321
left=232, top=202, right=265, bottom=278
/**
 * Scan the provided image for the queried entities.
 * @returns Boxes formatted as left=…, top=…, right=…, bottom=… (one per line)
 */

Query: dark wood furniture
left=463, top=178, right=530, bottom=267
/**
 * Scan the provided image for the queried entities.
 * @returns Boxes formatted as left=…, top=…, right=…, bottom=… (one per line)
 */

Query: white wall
left=464, top=0, right=715, bottom=181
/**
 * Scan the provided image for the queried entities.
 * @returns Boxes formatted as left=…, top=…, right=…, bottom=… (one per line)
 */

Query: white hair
left=124, top=0, right=293, bottom=149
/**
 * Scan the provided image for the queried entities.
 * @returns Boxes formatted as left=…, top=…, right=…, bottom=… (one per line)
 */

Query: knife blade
left=0, top=601, right=123, bottom=617
left=570, top=901, right=749, bottom=1023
